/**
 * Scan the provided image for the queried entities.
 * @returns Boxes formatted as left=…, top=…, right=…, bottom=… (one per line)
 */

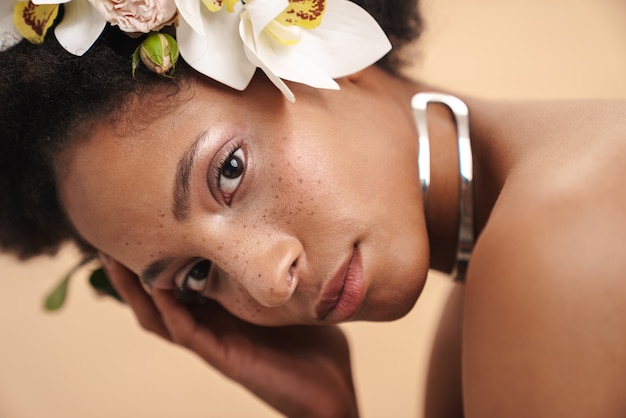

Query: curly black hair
left=0, top=0, right=422, bottom=260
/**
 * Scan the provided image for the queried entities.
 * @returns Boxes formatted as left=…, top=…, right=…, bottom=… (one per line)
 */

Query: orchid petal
left=32, top=0, right=72, bottom=4
left=175, top=0, right=205, bottom=36
left=239, top=3, right=339, bottom=94
left=0, top=1, right=21, bottom=50
left=244, top=48, right=296, bottom=102
left=239, top=10, right=295, bottom=102
left=177, top=3, right=256, bottom=91
left=244, top=24, right=338, bottom=91
left=264, top=18, right=302, bottom=45
left=294, top=0, right=391, bottom=78
left=238, top=0, right=389, bottom=99
left=54, top=0, right=106, bottom=56
left=13, top=1, right=59, bottom=44
left=243, top=0, right=288, bottom=40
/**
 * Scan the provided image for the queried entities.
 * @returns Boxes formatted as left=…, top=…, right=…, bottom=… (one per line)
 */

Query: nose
left=217, top=231, right=302, bottom=308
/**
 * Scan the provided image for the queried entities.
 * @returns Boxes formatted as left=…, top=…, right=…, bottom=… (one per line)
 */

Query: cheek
left=252, top=127, right=421, bottom=242
left=250, top=137, right=329, bottom=229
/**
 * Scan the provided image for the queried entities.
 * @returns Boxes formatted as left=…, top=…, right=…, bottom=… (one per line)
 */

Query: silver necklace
left=411, top=92, right=474, bottom=281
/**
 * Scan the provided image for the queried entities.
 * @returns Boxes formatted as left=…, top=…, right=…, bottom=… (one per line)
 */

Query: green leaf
left=89, top=267, right=123, bottom=303
left=43, top=266, right=77, bottom=311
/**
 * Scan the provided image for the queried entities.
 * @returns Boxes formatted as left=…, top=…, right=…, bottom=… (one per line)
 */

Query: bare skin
left=60, top=67, right=626, bottom=417
left=462, top=99, right=626, bottom=417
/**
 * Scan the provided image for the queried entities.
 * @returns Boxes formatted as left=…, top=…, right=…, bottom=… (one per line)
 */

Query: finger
left=152, top=289, right=228, bottom=370
left=100, top=254, right=171, bottom=341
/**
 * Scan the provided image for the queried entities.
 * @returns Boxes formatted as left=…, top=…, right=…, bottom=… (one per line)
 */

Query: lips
left=315, top=246, right=365, bottom=322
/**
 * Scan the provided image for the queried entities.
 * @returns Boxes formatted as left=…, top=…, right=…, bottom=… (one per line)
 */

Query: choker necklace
left=411, top=92, right=474, bottom=281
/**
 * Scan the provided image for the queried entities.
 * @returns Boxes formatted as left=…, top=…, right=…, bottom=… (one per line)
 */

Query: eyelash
left=213, top=141, right=245, bottom=205
left=175, top=259, right=211, bottom=305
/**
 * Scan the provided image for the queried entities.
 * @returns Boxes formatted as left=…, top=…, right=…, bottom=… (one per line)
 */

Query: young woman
left=1, top=1, right=625, bottom=417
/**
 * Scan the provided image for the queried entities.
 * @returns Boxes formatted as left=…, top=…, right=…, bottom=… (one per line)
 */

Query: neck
left=418, top=91, right=503, bottom=274
left=419, top=100, right=463, bottom=273
left=365, top=68, right=501, bottom=275
left=386, top=78, right=463, bottom=273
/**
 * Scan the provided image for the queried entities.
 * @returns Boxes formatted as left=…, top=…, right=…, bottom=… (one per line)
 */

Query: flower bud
left=132, top=32, right=179, bottom=77
left=88, top=0, right=178, bottom=33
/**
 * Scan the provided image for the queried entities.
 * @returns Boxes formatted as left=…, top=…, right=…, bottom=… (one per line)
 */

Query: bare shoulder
left=467, top=98, right=626, bottom=174
left=462, top=161, right=626, bottom=417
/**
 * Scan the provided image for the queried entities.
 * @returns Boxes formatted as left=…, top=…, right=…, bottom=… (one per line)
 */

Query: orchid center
left=264, top=0, right=325, bottom=45
left=13, top=0, right=58, bottom=44
left=203, top=0, right=239, bottom=13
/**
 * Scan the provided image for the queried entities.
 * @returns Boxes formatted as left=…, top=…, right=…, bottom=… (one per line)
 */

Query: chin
left=354, top=272, right=428, bottom=322
left=361, top=296, right=420, bottom=322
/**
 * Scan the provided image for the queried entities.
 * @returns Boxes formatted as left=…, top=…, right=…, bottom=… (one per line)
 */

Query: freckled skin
left=60, top=71, right=430, bottom=326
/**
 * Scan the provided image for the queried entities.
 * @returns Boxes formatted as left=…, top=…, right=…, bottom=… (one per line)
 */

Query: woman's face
left=60, top=71, right=430, bottom=326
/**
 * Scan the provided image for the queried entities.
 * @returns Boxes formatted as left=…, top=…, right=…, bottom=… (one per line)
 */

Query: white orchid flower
left=1, top=0, right=106, bottom=55
left=240, top=0, right=391, bottom=102
left=177, top=0, right=391, bottom=102
left=175, top=0, right=257, bottom=92
left=39, top=0, right=107, bottom=56
left=1, top=0, right=61, bottom=47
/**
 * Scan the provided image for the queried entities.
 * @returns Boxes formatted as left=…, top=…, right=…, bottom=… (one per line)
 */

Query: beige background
left=1, top=1, right=626, bottom=417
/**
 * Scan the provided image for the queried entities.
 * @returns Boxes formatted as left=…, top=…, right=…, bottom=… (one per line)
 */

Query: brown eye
left=218, top=148, right=245, bottom=200
left=182, top=259, right=211, bottom=293
left=222, top=153, right=244, bottom=179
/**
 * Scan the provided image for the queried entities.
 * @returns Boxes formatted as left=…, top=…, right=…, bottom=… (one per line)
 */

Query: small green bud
left=132, top=32, right=179, bottom=77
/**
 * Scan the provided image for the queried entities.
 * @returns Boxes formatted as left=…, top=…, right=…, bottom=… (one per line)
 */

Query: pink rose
left=88, top=0, right=177, bottom=33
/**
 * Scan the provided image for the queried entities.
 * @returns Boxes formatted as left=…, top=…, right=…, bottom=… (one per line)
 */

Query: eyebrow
left=140, top=257, right=175, bottom=287
left=139, top=131, right=209, bottom=286
left=172, top=130, right=208, bottom=221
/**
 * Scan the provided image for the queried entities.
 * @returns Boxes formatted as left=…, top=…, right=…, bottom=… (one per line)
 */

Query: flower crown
left=2, top=0, right=391, bottom=102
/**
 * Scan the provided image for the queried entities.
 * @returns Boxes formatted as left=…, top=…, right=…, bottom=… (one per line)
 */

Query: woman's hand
left=102, top=256, right=359, bottom=418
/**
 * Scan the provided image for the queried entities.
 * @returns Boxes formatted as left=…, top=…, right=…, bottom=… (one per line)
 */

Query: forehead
left=59, top=84, right=212, bottom=248
left=61, top=113, right=180, bottom=253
